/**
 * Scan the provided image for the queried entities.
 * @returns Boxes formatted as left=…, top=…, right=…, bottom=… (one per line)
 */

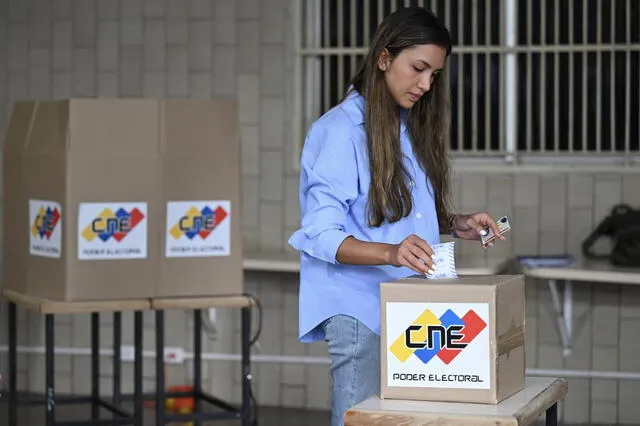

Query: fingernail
left=431, top=254, right=436, bottom=260
left=480, top=229, right=487, bottom=236
left=431, top=264, right=438, bottom=270
left=427, top=269, right=434, bottom=275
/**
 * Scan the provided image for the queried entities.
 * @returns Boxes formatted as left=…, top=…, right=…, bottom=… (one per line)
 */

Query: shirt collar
left=340, top=88, right=409, bottom=134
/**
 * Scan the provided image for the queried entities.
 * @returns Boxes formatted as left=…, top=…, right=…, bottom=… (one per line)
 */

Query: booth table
left=343, top=377, right=568, bottom=426
left=2, top=290, right=256, bottom=426
left=518, top=258, right=640, bottom=357
left=2, top=289, right=147, bottom=426
left=150, top=295, right=255, bottom=426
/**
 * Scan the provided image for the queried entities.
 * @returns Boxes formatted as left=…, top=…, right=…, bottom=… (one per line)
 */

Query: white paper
left=426, top=241, right=458, bottom=279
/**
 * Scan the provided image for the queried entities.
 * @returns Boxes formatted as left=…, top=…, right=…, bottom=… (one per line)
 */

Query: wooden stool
left=344, top=377, right=568, bottom=426
left=150, top=295, right=257, bottom=426
left=2, top=289, right=149, bottom=426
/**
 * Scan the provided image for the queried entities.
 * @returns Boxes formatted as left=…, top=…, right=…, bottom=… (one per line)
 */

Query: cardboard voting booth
left=2, top=99, right=243, bottom=301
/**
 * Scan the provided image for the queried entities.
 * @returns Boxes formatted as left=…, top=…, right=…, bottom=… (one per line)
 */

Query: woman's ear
left=377, top=48, right=390, bottom=72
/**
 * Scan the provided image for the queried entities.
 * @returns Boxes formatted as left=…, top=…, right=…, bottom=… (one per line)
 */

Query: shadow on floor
left=0, top=393, right=622, bottom=425
left=0, top=393, right=330, bottom=426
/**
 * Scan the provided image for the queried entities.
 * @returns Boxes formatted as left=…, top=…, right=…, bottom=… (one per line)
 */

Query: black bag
left=582, top=204, right=640, bottom=268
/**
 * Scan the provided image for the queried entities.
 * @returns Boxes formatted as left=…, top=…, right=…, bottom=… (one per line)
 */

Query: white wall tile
left=74, top=48, right=96, bottom=96
left=621, top=287, right=640, bottom=319
left=619, top=381, right=640, bottom=423
left=189, top=0, right=212, bottom=18
left=166, top=44, right=188, bottom=96
left=258, top=275, right=284, bottom=309
left=97, top=0, right=119, bottom=20
left=259, top=202, right=283, bottom=250
left=188, top=71, right=212, bottom=98
left=237, top=73, right=260, bottom=124
left=142, top=71, right=165, bottom=97
left=260, top=45, right=285, bottom=96
left=73, top=0, right=96, bottom=48
left=189, top=20, right=213, bottom=71
left=281, top=385, right=306, bottom=408
left=97, top=72, right=118, bottom=96
left=593, top=174, right=622, bottom=223
left=29, top=9, right=51, bottom=49
left=622, top=174, right=640, bottom=206
left=212, top=45, right=236, bottom=96
left=514, top=174, right=539, bottom=208
left=260, top=150, right=284, bottom=201
left=97, top=21, right=119, bottom=72
left=237, top=20, right=260, bottom=73
left=165, top=0, right=188, bottom=21
left=460, top=174, right=488, bottom=210
left=52, top=72, right=72, bottom=101
left=29, top=48, right=51, bottom=98
left=237, top=0, right=260, bottom=19
left=144, top=0, right=163, bottom=18
left=143, top=20, right=165, bottom=71
left=214, top=16, right=237, bottom=45
left=562, top=378, right=591, bottom=424
left=8, top=0, right=27, bottom=20
left=260, top=97, right=285, bottom=149
left=242, top=176, right=260, bottom=228
left=119, top=45, right=142, bottom=96
left=52, top=21, right=73, bottom=71
left=240, top=124, right=260, bottom=176
left=260, top=0, right=285, bottom=44
left=121, top=18, right=143, bottom=46
left=121, top=0, right=143, bottom=19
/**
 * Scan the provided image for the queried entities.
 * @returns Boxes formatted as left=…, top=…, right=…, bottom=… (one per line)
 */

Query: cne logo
left=389, top=308, right=487, bottom=365
left=29, top=200, right=63, bottom=259
left=168, top=205, right=228, bottom=240
left=81, top=207, right=145, bottom=243
left=32, top=205, right=61, bottom=240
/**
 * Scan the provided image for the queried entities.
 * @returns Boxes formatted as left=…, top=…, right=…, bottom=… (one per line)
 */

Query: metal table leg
left=8, top=302, right=17, bottom=426
left=113, top=312, right=122, bottom=423
left=45, top=314, right=55, bottom=426
left=241, top=306, right=252, bottom=426
left=193, top=309, right=203, bottom=426
left=545, top=403, right=558, bottom=426
left=91, top=313, right=100, bottom=420
left=155, top=310, right=166, bottom=425
left=133, top=311, right=143, bottom=426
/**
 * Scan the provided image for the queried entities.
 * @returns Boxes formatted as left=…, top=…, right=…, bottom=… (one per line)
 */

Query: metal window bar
left=292, top=0, right=640, bottom=169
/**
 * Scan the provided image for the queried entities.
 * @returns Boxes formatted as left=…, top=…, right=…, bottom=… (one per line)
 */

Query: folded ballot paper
left=426, top=241, right=458, bottom=279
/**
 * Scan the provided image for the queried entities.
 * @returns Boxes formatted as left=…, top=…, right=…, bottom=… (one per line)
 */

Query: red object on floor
left=142, top=384, right=195, bottom=413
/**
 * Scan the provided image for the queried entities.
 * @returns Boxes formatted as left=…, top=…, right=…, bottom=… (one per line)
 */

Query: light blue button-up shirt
left=288, top=90, right=441, bottom=343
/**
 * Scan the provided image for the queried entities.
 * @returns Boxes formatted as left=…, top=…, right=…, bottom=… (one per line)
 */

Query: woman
left=288, top=6, right=504, bottom=426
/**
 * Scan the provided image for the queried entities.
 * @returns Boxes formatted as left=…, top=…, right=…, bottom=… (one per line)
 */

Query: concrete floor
left=0, top=394, right=618, bottom=425
left=0, top=393, right=331, bottom=426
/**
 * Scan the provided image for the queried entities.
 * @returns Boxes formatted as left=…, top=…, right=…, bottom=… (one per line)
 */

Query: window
left=292, top=0, right=640, bottom=167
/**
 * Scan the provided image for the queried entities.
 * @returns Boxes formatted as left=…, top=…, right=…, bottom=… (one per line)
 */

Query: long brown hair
left=345, top=7, right=453, bottom=231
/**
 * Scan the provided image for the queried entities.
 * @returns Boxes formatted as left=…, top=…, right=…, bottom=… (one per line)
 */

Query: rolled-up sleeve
left=288, top=123, right=359, bottom=264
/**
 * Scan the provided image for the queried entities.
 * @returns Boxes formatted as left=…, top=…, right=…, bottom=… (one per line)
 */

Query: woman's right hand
left=386, top=234, right=437, bottom=275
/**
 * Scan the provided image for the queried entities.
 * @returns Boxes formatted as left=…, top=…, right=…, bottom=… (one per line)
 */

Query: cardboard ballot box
left=380, top=275, right=525, bottom=404
left=2, top=99, right=243, bottom=301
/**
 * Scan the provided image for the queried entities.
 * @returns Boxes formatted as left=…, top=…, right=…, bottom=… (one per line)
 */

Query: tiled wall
left=1, top=1, right=640, bottom=425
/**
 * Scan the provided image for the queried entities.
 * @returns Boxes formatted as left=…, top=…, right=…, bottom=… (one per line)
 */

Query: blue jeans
left=322, top=315, right=380, bottom=426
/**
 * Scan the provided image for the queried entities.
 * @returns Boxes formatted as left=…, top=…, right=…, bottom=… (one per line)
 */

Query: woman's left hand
left=451, top=212, right=505, bottom=247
